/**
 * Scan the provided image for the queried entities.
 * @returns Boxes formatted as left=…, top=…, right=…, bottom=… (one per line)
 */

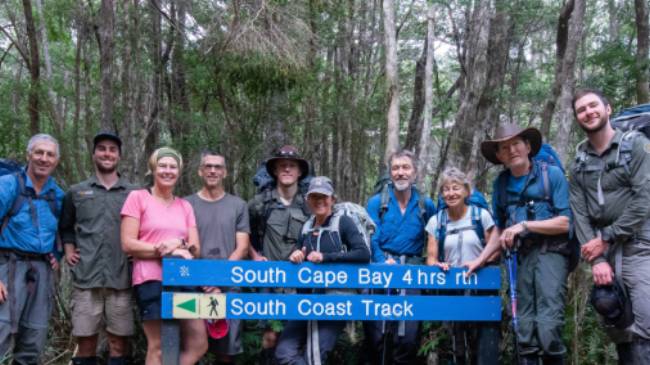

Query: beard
left=393, top=179, right=412, bottom=192
left=95, top=162, right=117, bottom=174
left=579, top=116, right=609, bottom=134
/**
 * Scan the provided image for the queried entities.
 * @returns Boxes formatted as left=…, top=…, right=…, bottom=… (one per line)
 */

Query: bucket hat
left=480, top=123, right=542, bottom=165
left=265, top=145, right=310, bottom=179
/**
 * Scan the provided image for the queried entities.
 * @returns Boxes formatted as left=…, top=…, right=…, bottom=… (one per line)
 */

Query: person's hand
left=202, top=286, right=222, bottom=294
left=289, top=247, right=306, bottom=264
left=582, top=237, right=609, bottom=262
left=592, top=261, right=614, bottom=285
left=500, top=223, right=526, bottom=249
left=171, top=248, right=193, bottom=260
left=155, top=238, right=183, bottom=256
left=384, top=257, right=396, bottom=265
left=64, top=245, right=80, bottom=266
left=307, top=251, right=324, bottom=264
left=0, top=281, right=6, bottom=304
left=254, top=255, right=268, bottom=262
left=463, top=258, right=482, bottom=276
left=48, top=254, right=59, bottom=271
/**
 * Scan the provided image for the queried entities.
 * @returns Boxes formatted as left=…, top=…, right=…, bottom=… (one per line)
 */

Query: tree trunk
left=417, top=5, right=435, bottom=193
left=405, top=41, right=426, bottom=153
left=22, top=0, right=40, bottom=134
left=382, top=0, right=399, bottom=165
left=539, top=0, right=574, bottom=137
left=98, top=0, right=115, bottom=130
left=608, top=0, right=620, bottom=42
left=634, top=0, right=649, bottom=104
left=548, top=0, right=585, bottom=163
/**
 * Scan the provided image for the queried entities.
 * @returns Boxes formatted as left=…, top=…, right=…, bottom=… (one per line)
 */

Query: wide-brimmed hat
left=480, top=123, right=542, bottom=165
left=266, top=145, right=310, bottom=179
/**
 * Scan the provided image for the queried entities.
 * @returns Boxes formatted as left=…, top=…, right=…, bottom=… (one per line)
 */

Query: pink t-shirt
left=121, top=189, right=196, bottom=285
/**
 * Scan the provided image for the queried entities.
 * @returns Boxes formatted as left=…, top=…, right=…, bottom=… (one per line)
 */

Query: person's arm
left=0, top=280, right=6, bottom=304
left=320, top=216, right=370, bottom=263
left=230, top=202, right=251, bottom=260
left=464, top=226, right=501, bottom=275
left=58, top=190, right=80, bottom=266
left=229, top=232, right=250, bottom=261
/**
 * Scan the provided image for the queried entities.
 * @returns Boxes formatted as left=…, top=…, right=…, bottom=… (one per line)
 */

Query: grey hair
left=199, top=149, right=226, bottom=166
left=439, top=167, right=471, bottom=195
left=27, top=134, right=60, bottom=159
left=388, top=149, right=418, bottom=173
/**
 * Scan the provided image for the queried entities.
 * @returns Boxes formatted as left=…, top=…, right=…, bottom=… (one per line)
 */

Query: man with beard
left=0, top=134, right=64, bottom=365
left=569, top=89, right=650, bottom=363
left=59, top=132, right=136, bottom=365
left=364, top=149, right=436, bottom=364
left=481, top=124, right=571, bottom=365
left=185, top=150, right=250, bottom=363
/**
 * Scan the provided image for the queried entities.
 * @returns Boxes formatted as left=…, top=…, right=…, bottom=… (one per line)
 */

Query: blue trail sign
left=162, top=259, right=500, bottom=290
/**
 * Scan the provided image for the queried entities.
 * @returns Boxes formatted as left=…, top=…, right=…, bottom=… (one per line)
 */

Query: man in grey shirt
left=185, top=150, right=250, bottom=363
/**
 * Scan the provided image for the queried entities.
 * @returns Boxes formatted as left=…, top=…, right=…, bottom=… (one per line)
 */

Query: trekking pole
left=505, top=244, right=520, bottom=364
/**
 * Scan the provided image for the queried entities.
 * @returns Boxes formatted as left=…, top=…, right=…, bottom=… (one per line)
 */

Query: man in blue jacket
left=0, top=134, right=64, bottom=365
left=364, top=149, right=436, bottom=364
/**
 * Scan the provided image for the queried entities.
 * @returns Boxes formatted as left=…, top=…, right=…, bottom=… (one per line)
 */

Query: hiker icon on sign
left=209, top=297, right=219, bottom=316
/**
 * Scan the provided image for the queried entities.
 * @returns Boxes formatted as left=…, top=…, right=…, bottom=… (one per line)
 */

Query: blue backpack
left=435, top=190, right=491, bottom=262
left=0, top=159, right=59, bottom=236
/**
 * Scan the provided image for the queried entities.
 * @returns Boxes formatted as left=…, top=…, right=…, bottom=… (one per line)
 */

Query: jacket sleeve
left=569, top=168, right=597, bottom=245
left=366, top=196, right=386, bottom=263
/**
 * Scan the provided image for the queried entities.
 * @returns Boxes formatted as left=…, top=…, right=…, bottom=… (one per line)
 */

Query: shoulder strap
left=616, top=131, right=637, bottom=175
left=471, top=205, right=486, bottom=246
left=378, top=185, right=390, bottom=223
left=540, top=162, right=550, bottom=202
left=417, top=191, right=427, bottom=224
left=436, top=209, right=447, bottom=262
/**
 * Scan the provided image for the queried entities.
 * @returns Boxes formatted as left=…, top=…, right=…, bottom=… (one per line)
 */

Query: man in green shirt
left=59, top=132, right=136, bottom=365
left=569, top=89, right=650, bottom=364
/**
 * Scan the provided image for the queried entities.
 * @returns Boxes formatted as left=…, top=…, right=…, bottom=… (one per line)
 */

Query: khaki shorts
left=70, top=287, right=135, bottom=337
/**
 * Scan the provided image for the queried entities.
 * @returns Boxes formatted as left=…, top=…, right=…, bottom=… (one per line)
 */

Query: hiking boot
left=617, top=342, right=634, bottom=365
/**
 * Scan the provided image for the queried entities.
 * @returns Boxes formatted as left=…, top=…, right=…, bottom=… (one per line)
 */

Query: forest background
left=0, top=0, right=648, bottom=364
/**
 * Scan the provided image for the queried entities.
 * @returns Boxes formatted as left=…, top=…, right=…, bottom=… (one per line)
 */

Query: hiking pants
left=364, top=319, right=420, bottom=364
left=275, top=320, right=345, bottom=365
left=0, top=254, right=54, bottom=365
left=449, top=321, right=500, bottom=365
left=516, top=247, right=568, bottom=356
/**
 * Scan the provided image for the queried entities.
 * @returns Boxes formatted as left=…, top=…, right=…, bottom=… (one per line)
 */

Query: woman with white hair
left=425, top=167, right=501, bottom=365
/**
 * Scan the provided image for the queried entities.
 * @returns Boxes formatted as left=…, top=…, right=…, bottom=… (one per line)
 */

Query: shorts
left=134, top=281, right=162, bottom=321
left=71, top=287, right=135, bottom=337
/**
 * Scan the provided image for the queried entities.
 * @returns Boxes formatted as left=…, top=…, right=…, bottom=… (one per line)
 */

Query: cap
left=93, top=131, right=122, bottom=151
left=306, top=176, right=334, bottom=197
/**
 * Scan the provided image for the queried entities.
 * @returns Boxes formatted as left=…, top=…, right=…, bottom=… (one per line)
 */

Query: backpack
left=300, top=202, right=375, bottom=253
left=435, top=190, right=490, bottom=262
left=373, top=173, right=428, bottom=224
left=0, top=159, right=59, bottom=237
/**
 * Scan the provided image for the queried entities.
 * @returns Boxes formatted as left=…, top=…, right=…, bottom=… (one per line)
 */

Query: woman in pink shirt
left=121, top=147, right=207, bottom=365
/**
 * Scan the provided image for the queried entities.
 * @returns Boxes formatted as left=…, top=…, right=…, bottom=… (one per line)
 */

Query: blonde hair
left=147, top=147, right=183, bottom=175
left=439, top=167, right=471, bottom=195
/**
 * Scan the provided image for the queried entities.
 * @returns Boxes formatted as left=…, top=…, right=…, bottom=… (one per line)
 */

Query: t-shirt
left=425, top=207, right=494, bottom=266
left=185, top=193, right=250, bottom=259
left=121, top=189, right=196, bottom=285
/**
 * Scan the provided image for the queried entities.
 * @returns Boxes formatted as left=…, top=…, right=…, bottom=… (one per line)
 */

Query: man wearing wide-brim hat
left=248, top=145, right=311, bottom=262
left=481, top=123, right=571, bottom=365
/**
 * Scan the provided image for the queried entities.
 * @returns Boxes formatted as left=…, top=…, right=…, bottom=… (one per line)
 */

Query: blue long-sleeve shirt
left=0, top=169, right=64, bottom=254
left=366, top=187, right=436, bottom=263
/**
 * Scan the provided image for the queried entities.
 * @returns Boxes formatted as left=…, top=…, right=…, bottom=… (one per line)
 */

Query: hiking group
left=0, top=88, right=649, bottom=365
